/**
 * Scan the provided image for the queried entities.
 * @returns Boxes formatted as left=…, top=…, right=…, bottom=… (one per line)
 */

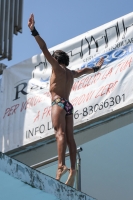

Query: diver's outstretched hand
left=95, top=57, right=104, bottom=69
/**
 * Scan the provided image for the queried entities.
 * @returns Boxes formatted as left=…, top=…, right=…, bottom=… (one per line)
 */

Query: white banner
left=0, top=12, right=133, bottom=152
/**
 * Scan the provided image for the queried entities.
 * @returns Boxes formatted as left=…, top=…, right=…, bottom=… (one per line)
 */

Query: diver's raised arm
left=28, top=13, right=58, bottom=67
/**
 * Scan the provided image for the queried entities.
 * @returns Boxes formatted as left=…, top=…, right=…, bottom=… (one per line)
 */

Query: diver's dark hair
left=52, top=50, right=69, bottom=66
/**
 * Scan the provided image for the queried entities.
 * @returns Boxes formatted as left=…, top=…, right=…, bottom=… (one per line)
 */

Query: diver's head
left=52, top=50, right=69, bottom=67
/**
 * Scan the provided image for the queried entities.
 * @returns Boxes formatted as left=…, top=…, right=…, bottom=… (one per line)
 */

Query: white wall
left=81, top=122, right=133, bottom=200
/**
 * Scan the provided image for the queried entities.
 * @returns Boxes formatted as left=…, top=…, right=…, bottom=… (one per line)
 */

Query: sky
left=2, top=0, right=133, bottom=67
left=1, top=1, right=133, bottom=200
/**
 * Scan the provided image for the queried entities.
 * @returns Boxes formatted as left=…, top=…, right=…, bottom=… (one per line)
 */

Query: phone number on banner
left=74, top=94, right=125, bottom=119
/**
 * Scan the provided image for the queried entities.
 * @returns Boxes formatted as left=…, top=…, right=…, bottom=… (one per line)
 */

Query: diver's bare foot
left=95, top=57, right=104, bottom=69
left=56, top=165, right=68, bottom=180
left=65, top=169, right=76, bottom=187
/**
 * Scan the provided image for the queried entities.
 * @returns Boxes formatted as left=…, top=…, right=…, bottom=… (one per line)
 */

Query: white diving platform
left=0, top=152, right=95, bottom=200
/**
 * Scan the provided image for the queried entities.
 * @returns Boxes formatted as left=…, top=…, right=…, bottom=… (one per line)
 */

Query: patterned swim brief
left=52, top=97, right=73, bottom=115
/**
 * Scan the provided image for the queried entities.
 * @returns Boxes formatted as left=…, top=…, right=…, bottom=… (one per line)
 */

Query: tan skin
left=28, top=14, right=104, bottom=187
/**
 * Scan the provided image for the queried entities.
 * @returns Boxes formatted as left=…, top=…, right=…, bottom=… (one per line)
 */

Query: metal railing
left=31, top=147, right=83, bottom=191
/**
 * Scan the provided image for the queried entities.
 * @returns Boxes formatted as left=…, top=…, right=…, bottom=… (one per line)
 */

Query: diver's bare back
left=50, top=63, right=74, bottom=101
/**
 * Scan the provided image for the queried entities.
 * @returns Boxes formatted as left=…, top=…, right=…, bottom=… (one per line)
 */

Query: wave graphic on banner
left=81, top=43, right=133, bottom=70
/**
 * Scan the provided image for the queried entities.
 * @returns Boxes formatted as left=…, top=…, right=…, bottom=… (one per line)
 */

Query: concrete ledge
left=0, top=152, right=95, bottom=200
